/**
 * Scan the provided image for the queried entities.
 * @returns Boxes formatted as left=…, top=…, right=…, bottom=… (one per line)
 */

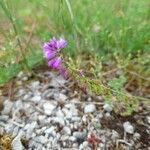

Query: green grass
left=0, top=0, right=150, bottom=84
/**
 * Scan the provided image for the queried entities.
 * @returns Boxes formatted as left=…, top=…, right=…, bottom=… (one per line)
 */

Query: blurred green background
left=0, top=0, right=150, bottom=84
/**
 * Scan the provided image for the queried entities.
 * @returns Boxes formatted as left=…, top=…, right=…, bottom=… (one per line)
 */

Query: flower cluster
left=43, top=37, right=67, bottom=69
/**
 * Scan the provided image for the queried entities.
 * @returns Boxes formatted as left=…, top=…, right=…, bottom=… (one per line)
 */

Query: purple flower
left=43, top=37, right=67, bottom=59
left=48, top=57, right=62, bottom=69
left=57, top=38, right=67, bottom=49
left=43, top=36, right=67, bottom=73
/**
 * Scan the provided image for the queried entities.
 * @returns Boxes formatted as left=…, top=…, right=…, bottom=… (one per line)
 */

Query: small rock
left=84, top=104, right=96, bottom=113
left=123, top=121, right=134, bottom=134
left=17, top=71, right=24, bottom=78
left=51, top=117, right=65, bottom=126
left=62, top=126, right=71, bottom=135
left=38, top=115, right=46, bottom=123
left=31, top=81, right=40, bottom=89
left=22, top=76, right=28, bottom=81
left=56, top=109, right=64, bottom=117
left=30, top=95, right=41, bottom=102
left=2, top=100, right=13, bottom=115
left=147, top=116, right=150, bottom=124
left=5, top=124, right=15, bottom=133
left=45, top=126, right=56, bottom=137
left=69, top=136, right=76, bottom=142
left=57, top=93, right=67, bottom=102
left=82, top=115, right=87, bottom=123
left=26, top=121, right=37, bottom=138
left=82, top=141, right=89, bottom=148
left=73, top=131, right=86, bottom=141
left=0, top=115, right=9, bottom=122
left=12, top=131, right=24, bottom=150
left=34, top=136, right=48, bottom=144
left=103, top=103, right=112, bottom=112
left=111, top=130, right=119, bottom=142
left=50, top=76, right=66, bottom=87
left=105, top=112, right=111, bottom=118
left=43, top=102, right=57, bottom=115
left=13, top=126, right=19, bottom=137
left=0, top=127, right=4, bottom=135
left=71, top=117, right=81, bottom=123
left=133, top=132, right=140, bottom=140
left=79, top=143, right=84, bottom=150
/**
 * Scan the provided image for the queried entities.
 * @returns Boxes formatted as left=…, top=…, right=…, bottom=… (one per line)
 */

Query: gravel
left=0, top=71, right=149, bottom=149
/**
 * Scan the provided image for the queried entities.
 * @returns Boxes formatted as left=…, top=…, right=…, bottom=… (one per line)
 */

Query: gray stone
left=84, top=104, right=96, bottom=113
left=82, top=141, right=89, bottom=148
left=123, top=121, right=134, bottom=134
left=22, top=76, right=28, bottom=81
left=69, top=136, right=76, bottom=142
left=103, top=103, right=112, bottom=112
left=31, top=81, right=40, bottom=89
left=2, top=100, right=13, bottom=115
left=147, top=116, right=150, bottom=124
left=133, top=132, right=140, bottom=140
left=71, top=117, right=81, bottom=122
left=43, top=102, right=57, bottom=115
left=62, top=126, right=71, bottom=135
left=73, top=131, right=86, bottom=140
left=17, top=71, right=24, bottom=78
left=50, top=76, right=66, bottom=87
left=26, top=121, right=37, bottom=138
left=111, top=130, right=119, bottom=142
left=0, top=115, right=9, bottom=122
left=30, top=95, right=41, bottom=102
left=45, top=126, right=56, bottom=137
left=12, top=131, right=24, bottom=150
left=34, top=136, right=48, bottom=144
left=56, top=109, right=64, bottom=117
left=51, top=117, right=65, bottom=126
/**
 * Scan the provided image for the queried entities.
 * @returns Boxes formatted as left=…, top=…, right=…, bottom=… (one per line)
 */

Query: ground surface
left=0, top=66, right=150, bottom=150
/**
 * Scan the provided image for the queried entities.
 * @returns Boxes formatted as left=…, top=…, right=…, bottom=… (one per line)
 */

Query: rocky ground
left=0, top=67, right=150, bottom=150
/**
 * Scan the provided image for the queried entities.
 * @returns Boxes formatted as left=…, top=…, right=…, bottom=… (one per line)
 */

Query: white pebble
left=56, top=109, right=64, bottom=117
left=2, top=100, right=13, bottom=115
left=71, top=117, right=81, bottom=122
left=30, top=95, right=41, bottom=102
left=123, top=121, right=134, bottom=134
left=31, top=81, right=40, bottom=89
left=69, top=136, right=76, bottom=142
left=51, top=117, right=65, bottom=126
left=62, top=126, right=71, bottom=135
left=43, top=102, right=57, bottom=115
left=34, top=136, right=48, bottom=144
left=58, top=93, right=67, bottom=102
left=12, top=131, right=24, bottom=150
left=73, top=131, right=86, bottom=140
left=82, top=141, right=89, bottom=148
left=147, top=116, right=150, bottom=124
left=133, top=132, right=140, bottom=140
left=84, top=104, right=96, bottom=113
left=103, top=103, right=112, bottom=112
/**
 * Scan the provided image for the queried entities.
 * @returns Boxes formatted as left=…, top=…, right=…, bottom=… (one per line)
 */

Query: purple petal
left=43, top=43, right=56, bottom=59
left=48, top=57, right=62, bottom=69
left=43, top=49, right=56, bottom=59
left=48, top=37, right=58, bottom=50
left=57, top=38, right=67, bottom=49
